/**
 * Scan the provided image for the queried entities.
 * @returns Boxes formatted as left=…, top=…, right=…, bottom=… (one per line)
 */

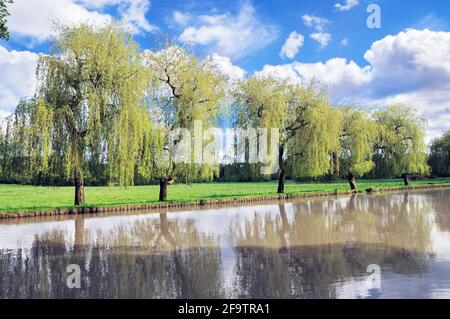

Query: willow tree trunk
left=402, top=173, right=410, bottom=186
left=74, top=216, right=85, bottom=250
left=329, top=151, right=339, bottom=181
left=347, top=171, right=357, bottom=191
left=160, top=213, right=174, bottom=244
left=159, top=179, right=168, bottom=202
left=278, top=171, right=286, bottom=194
left=349, top=193, right=357, bottom=211
left=277, top=145, right=286, bottom=194
left=74, top=175, right=84, bottom=206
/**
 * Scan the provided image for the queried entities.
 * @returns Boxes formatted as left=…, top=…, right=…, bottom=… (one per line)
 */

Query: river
left=1, top=188, right=450, bottom=299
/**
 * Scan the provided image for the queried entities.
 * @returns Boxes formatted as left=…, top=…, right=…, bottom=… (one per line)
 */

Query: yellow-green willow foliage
left=146, top=44, right=227, bottom=201
left=29, top=99, right=53, bottom=175
left=108, top=105, right=152, bottom=186
left=338, top=108, right=376, bottom=189
left=290, top=88, right=341, bottom=179
left=34, top=23, right=150, bottom=205
left=373, top=104, right=429, bottom=184
left=235, top=76, right=341, bottom=193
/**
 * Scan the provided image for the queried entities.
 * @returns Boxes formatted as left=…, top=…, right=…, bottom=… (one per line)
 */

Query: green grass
left=1, top=178, right=450, bottom=213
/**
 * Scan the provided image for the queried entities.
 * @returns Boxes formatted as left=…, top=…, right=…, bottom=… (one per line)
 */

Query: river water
left=1, top=188, right=450, bottom=299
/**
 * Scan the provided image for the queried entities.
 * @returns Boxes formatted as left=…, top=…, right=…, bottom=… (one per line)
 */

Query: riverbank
left=1, top=178, right=450, bottom=218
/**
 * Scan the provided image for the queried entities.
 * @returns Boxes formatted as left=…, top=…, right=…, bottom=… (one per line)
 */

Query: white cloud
left=209, top=54, right=246, bottom=80
left=302, top=15, right=330, bottom=32
left=340, top=37, right=349, bottom=46
left=8, top=0, right=112, bottom=41
left=363, top=28, right=450, bottom=140
left=255, top=64, right=303, bottom=85
left=8, top=0, right=156, bottom=42
left=334, top=0, right=359, bottom=12
left=77, top=0, right=119, bottom=8
left=302, top=14, right=332, bottom=48
left=178, top=3, right=278, bottom=60
left=173, top=11, right=190, bottom=26
left=255, top=29, right=450, bottom=140
left=116, top=0, right=157, bottom=34
left=310, top=32, right=332, bottom=48
left=255, top=58, right=371, bottom=97
left=78, top=0, right=157, bottom=33
left=280, top=31, right=304, bottom=59
left=0, top=46, right=38, bottom=116
left=364, top=29, right=450, bottom=96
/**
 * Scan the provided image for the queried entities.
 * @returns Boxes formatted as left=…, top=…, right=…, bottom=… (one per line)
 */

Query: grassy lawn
left=1, top=178, right=450, bottom=213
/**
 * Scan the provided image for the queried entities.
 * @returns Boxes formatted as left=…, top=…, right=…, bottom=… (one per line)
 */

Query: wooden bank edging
left=1, top=183, right=450, bottom=219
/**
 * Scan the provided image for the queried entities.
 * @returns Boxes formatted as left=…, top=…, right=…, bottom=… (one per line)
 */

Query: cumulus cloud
left=0, top=46, right=38, bottom=116
left=117, top=0, right=157, bottom=34
left=280, top=31, right=304, bottom=59
left=208, top=54, right=246, bottom=80
left=8, top=0, right=156, bottom=42
left=334, top=0, right=359, bottom=12
left=255, top=58, right=371, bottom=97
left=255, top=29, right=450, bottom=140
left=363, top=29, right=450, bottom=140
left=310, top=32, right=332, bottom=48
left=172, top=11, right=190, bottom=26
left=178, top=3, right=278, bottom=60
left=77, top=0, right=158, bottom=34
left=302, top=14, right=332, bottom=48
left=302, top=15, right=330, bottom=32
left=364, top=29, right=450, bottom=96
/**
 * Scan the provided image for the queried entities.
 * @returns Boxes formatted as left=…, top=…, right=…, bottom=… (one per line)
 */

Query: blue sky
left=5, top=0, right=449, bottom=72
left=1, top=0, right=450, bottom=140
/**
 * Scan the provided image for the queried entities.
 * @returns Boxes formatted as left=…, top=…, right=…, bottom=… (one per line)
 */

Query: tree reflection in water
left=431, top=189, right=450, bottom=233
left=229, top=193, right=433, bottom=298
left=0, top=213, right=224, bottom=299
left=0, top=190, right=445, bottom=299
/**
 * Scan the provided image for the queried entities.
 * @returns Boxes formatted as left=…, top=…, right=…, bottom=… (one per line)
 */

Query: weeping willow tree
left=29, top=23, right=150, bottom=205
left=144, top=44, right=226, bottom=201
left=373, top=104, right=429, bottom=185
left=235, top=76, right=341, bottom=194
left=338, top=108, right=376, bottom=191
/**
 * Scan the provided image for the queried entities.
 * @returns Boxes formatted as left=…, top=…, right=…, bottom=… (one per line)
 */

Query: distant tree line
left=0, top=23, right=444, bottom=205
left=429, top=132, right=450, bottom=177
